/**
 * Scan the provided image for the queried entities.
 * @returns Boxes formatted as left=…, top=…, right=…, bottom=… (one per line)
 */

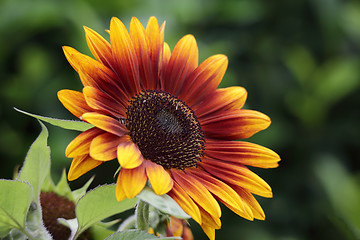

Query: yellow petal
left=90, top=133, right=126, bottom=161
left=187, top=168, right=245, bottom=214
left=117, top=139, right=144, bottom=169
left=117, top=163, right=147, bottom=198
left=82, top=112, right=128, bottom=137
left=115, top=179, right=127, bottom=202
left=84, top=26, right=113, bottom=68
left=110, top=17, right=140, bottom=95
left=58, top=90, right=93, bottom=119
left=201, top=225, right=215, bottom=240
left=167, top=181, right=202, bottom=225
left=163, top=35, right=198, bottom=95
left=145, top=160, right=173, bottom=195
left=66, top=128, right=102, bottom=158
left=68, top=155, right=102, bottom=181
left=171, top=169, right=221, bottom=218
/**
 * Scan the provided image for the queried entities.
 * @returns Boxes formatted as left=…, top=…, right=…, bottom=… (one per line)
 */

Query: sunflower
left=58, top=16, right=280, bottom=239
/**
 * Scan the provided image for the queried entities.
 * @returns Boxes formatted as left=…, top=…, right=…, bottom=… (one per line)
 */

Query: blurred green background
left=1, top=0, right=360, bottom=239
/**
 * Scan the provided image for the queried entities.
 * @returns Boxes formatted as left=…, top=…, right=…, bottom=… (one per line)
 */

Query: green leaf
left=71, top=176, right=94, bottom=202
left=74, top=184, right=138, bottom=238
left=17, top=121, right=50, bottom=204
left=0, top=180, right=32, bottom=237
left=14, top=108, right=93, bottom=132
left=90, top=223, right=115, bottom=240
left=55, top=169, right=74, bottom=201
left=58, top=218, right=77, bottom=239
left=138, top=187, right=190, bottom=220
left=104, top=230, right=158, bottom=240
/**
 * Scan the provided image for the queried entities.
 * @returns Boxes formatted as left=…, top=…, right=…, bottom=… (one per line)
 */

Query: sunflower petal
left=81, top=112, right=128, bottom=137
left=159, top=42, right=171, bottom=89
left=83, top=86, right=126, bottom=118
left=115, top=179, right=127, bottom=202
left=146, top=16, right=163, bottom=89
left=58, top=90, right=93, bottom=119
left=199, top=206, right=221, bottom=229
left=200, top=158, right=273, bottom=198
left=145, top=160, right=173, bottom=195
left=171, top=169, right=221, bottom=218
left=84, top=26, right=113, bottom=69
left=117, top=163, right=147, bottom=199
left=63, top=46, right=118, bottom=88
left=68, top=155, right=102, bottom=181
left=110, top=17, right=141, bottom=96
left=65, top=128, right=103, bottom=157
left=90, top=132, right=126, bottom=161
left=117, top=139, right=144, bottom=169
left=195, top=86, right=247, bottom=118
left=221, top=197, right=254, bottom=221
left=167, top=181, right=202, bottom=224
left=201, top=225, right=215, bottom=240
left=233, top=186, right=265, bottom=220
left=205, top=140, right=280, bottom=168
left=130, top=17, right=154, bottom=90
left=201, top=109, right=271, bottom=140
left=187, top=168, right=245, bottom=214
left=179, top=54, right=228, bottom=106
left=163, top=35, right=198, bottom=95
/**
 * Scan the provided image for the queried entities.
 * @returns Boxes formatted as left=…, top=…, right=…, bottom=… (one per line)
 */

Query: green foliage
left=15, top=108, right=93, bottom=132
left=74, top=184, right=138, bottom=238
left=315, top=156, right=360, bottom=238
left=104, top=230, right=158, bottom=240
left=17, top=121, right=50, bottom=204
left=138, top=187, right=190, bottom=220
left=0, top=180, right=32, bottom=237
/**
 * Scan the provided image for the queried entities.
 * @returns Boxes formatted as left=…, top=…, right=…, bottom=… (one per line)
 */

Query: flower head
left=58, top=16, right=280, bottom=239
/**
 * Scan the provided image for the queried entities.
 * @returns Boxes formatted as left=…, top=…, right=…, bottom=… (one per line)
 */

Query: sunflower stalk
left=135, top=200, right=150, bottom=231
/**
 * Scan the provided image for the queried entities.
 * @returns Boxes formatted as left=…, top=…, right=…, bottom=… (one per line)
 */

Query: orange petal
left=200, top=158, right=273, bottom=198
left=62, top=46, right=118, bottom=88
left=145, top=160, right=173, bottom=195
left=58, top=90, right=93, bottom=119
left=179, top=54, right=228, bottom=106
left=130, top=17, right=154, bottom=90
left=195, top=86, right=247, bottom=118
left=115, top=179, right=127, bottom=202
left=205, top=140, right=280, bottom=168
left=117, top=139, right=144, bottom=169
left=199, top=206, right=221, bottom=229
left=159, top=42, right=171, bottom=89
left=201, top=109, right=271, bottom=140
left=221, top=197, right=254, bottom=221
left=83, top=86, right=126, bottom=118
left=187, top=168, right=245, bottom=214
left=117, top=163, right=147, bottom=198
left=63, top=46, right=82, bottom=72
left=232, top=186, right=265, bottom=220
left=110, top=17, right=141, bottom=96
left=146, top=16, right=163, bottom=89
left=201, top=225, right=215, bottom=240
left=167, top=181, right=202, bottom=224
left=90, top=132, right=127, bottom=161
left=171, top=169, right=221, bottom=218
left=84, top=26, right=114, bottom=69
left=63, top=46, right=130, bottom=107
left=68, top=155, right=102, bottom=181
left=163, top=35, right=198, bottom=95
left=65, top=128, right=103, bottom=157
left=81, top=112, right=128, bottom=137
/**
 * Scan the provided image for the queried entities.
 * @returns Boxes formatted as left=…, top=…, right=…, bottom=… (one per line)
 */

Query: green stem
left=19, top=227, right=41, bottom=240
left=135, top=200, right=149, bottom=231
